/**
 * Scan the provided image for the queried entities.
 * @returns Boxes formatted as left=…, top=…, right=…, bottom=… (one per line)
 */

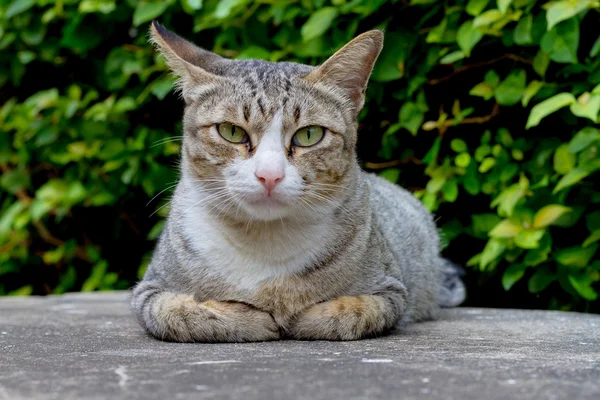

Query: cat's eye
left=292, top=126, right=325, bottom=147
left=217, top=123, right=249, bottom=144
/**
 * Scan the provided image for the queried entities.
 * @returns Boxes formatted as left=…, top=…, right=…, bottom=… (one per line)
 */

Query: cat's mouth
left=236, top=191, right=296, bottom=221
left=244, top=193, right=288, bottom=207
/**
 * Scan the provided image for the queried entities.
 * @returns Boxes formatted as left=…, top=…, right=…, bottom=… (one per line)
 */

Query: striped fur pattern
left=131, top=22, right=465, bottom=342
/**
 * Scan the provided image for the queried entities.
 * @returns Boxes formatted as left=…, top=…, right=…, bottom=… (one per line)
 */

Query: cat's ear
left=304, top=30, right=383, bottom=112
left=149, top=21, right=225, bottom=100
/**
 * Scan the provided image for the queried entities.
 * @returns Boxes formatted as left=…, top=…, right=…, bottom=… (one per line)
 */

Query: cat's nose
left=255, top=169, right=284, bottom=194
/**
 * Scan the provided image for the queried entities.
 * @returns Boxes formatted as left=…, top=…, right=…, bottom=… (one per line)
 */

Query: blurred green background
left=0, top=0, right=599, bottom=312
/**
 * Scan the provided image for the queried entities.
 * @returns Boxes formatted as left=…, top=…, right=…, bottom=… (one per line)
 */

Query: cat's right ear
left=149, top=21, right=225, bottom=100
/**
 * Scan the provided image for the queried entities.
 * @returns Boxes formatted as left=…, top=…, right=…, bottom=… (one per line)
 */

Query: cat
left=131, top=21, right=465, bottom=342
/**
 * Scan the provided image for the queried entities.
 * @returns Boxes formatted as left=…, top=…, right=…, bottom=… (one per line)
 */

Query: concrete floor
left=1, top=292, right=599, bottom=400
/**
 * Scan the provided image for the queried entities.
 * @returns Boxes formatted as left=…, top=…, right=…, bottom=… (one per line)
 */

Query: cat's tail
left=437, top=258, right=466, bottom=307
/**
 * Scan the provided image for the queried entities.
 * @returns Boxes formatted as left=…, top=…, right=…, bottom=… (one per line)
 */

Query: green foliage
left=0, top=0, right=598, bottom=311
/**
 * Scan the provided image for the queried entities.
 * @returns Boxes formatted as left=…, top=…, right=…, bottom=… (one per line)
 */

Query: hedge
left=0, top=0, right=599, bottom=312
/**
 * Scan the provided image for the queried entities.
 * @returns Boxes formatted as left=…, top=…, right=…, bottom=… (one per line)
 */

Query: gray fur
left=131, top=23, right=465, bottom=342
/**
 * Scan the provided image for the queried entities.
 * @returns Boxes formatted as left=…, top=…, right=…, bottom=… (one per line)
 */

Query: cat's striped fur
left=131, top=22, right=465, bottom=342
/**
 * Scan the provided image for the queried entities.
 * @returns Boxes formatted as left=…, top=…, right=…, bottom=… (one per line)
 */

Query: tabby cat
left=131, top=22, right=465, bottom=342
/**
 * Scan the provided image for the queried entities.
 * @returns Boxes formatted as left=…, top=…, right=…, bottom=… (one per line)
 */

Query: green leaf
left=79, top=0, right=116, bottom=14
left=473, top=10, right=504, bottom=27
left=237, top=46, right=271, bottom=60
left=466, top=0, right=491, bottom=16
left=489, top=219, right=522, bottom=238
left=553, top=144, right=576, bottom=174
left=525, top=93, right=576, bottom=129
left=439, top=50, right=465, bottom=64
left=0, top=169, right=30, bottom=194
left=533, top=50, right=550, bottom=77
left=181, top=0, right=202, bottom=13
left=521, top=80, right=544, bottom=107
left=0, top=202, right=25, bottom=233
left=456, top=20, right=483, bottom=57
left=133, top=1, right=170, bottom=26
left=495, top=69, right=526, bottom=106
left=513, top=14, right=533, bottom=45
left=553, top=168, right=590, bottom=193
left=82, top=261, right=108, bottom=292
left=583, top=231, right=600, bottom=248
left=5, top=0, right=36, bottom=19
left=442, top=180, right=459, bottom=202
left=568, top=127, right=600, bottom=153
left=422, top=137, right=442, bottom=164
left=472, top=214, right=501, bottom=237
left=469, top=82, right=495, bottom=100
left=379, top=168, right=400, bottom=183
left=485, top=70, right=500, bottom=86
left=301, top=7, right=338, bottom=42
left=591, top=35, right=600, bottom=57
left=528, top=267, right=555, bottom=293
left=568, top=275, right=598, bottom=301
left=450, top=139, right=468, bottom=153
left=399, top=101, right=426, bottom=135
left=524, top=234, right=552, bottom=266
left=426, top=17, right=448, bottom=43
left=570, top=94, right=600, bottom=122
left=455, top=152, right=472, bottom=168
left=8, top=285, right=33, bottom=296
left=426, top=175, right=447, bottom=193
left=113, top=97, right=136, bottom=114
left=497, top=0, right=513, bottom=14
left=53, top=266, right=77, bottom=295
left=502, top=264, right=526, bottom=290
left=214, top=0, right=249, bottom=19
left=514, top=229, right=545, bottom=249
left=533, top=205, right=572, bottom=228
left=555, top=244, right=598, bottom=268
left=371, top=31, right=417, bottom=82
left=479, top=238, right=506, bottom=269
left=43, top=246, right=65, bottom=265
left=546, top=0, right=595, bottom=31
left=150, top=76, right=174, bottom=100
left=491, top=176, right=528, bottom=217
left=540, top=18, right=579, bottom=64
left=479, top=157, right=496, bottom=173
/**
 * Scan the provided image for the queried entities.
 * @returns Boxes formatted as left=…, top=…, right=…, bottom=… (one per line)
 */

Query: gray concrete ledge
left=1, top=292, right=599, bottom=400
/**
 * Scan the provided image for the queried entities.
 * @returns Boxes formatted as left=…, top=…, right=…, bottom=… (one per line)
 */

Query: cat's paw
left=289, top=295, right=389, bottom=341
left=202, top=300, right=281, bottom=342
left=151, top=294, right=280, bottom=342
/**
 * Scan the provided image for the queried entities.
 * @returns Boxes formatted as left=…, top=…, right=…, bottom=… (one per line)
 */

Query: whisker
left=149, top=196, right=173, bottom=218
left=180, top=191, right=231, bottom=216
left=151, top=136, right=184, bottom=147
left=146, top=182, right=179, bottom=207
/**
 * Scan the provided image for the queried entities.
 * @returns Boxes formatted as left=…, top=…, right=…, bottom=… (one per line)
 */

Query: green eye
left=293, top=126, right=325, bottom=147
left=217, top=123, right=248, bottom=144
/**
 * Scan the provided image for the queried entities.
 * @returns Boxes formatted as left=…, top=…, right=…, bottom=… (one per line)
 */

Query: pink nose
left=255, top=169, right=284, bottom=194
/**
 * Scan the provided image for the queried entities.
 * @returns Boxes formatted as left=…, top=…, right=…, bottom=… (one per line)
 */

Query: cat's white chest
left=181, top=203, right=325, bottom=291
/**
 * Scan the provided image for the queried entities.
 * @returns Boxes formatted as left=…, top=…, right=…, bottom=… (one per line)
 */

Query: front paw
left=202, top=300, right=281, bottom=342
left=153, top=294, right=280, bottom=342
left=289, top=296, right=390, bottom=341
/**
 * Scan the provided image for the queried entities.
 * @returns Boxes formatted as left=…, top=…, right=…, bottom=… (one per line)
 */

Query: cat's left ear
left=149, top=21, right=226, bottom=101
left=304, top=30, right=383, bottom=113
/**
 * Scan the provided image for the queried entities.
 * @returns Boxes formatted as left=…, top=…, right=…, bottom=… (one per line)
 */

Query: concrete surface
left=0, top=292, right=599, bottom=400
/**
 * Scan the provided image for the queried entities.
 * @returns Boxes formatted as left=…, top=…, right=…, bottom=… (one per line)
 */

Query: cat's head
left=150, top=22, right=382, bottom=222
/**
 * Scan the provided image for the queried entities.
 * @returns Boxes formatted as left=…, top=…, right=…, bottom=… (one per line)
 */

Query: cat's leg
left=289, top=284, right=407, bottom=341
left=131, top=281, right=280, bottom=342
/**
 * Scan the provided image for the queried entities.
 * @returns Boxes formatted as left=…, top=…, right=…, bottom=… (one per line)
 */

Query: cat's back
left=363, top=171, right=440, bottom=321
left=364, top=171, right=438, bottom=243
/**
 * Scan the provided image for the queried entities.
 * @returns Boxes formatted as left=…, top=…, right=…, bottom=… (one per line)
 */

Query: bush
left=0, top=0, right=598, bottom=311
